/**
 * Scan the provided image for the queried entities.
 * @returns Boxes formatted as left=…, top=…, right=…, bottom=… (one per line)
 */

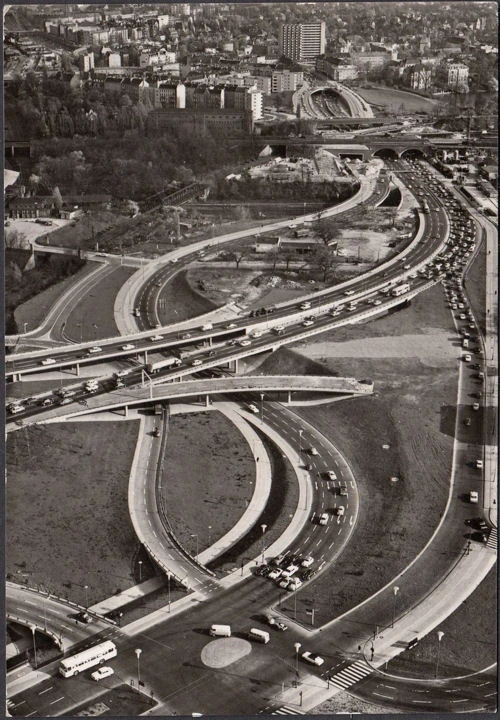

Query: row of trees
left=214, top=178, right=357, bottom=204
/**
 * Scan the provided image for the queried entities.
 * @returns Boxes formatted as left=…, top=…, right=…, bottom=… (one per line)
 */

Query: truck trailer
left=146, top=357, right=182, bottom=374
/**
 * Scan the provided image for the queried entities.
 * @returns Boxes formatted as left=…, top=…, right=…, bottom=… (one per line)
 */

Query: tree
left=53, top=186, right=63, bottom=211
left=312, top=245, right=337, bottom=283
left=229, top=251, right=246, bottom=269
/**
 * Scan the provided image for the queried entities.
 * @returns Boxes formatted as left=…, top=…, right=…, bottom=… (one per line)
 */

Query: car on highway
left=302, top=318, right=314, bottom=327
left=343, top=289, right=355, bottom=296
left=287, top=577, right=302, bottom=591
left=326, top=470, right=337, bottom=480
left=300, top=301, right=311, bottom=310
left=302, top=651, right=324, bottom=666
left=40, top=358, right=56, bottom=366
left=121, top=344, right=135, bottom=351
left=88, top=346, right=102, bottom=354
left=267, top=568, right=282, bottom=581
left=372, top=299, right=382, bottom=306
left=192, top=359, right=203, bottom=366
left=469, top=491, right=479, bottom=504
left=225, top=323, right=237, bottom=329
left=7, top=404, right=25, bottom=414
left=239, top=339, right=252, bottom=347
left=309, top=447, right=319, bottom=456
left=318, top=512, right=329, bottom=526
left=91, top=666, right=114, bottom=682
left=181, top=333, right=191, bottom=339
left=150, top=335, right=164, bottom=342
left=247, top=404, right=259, bottom=414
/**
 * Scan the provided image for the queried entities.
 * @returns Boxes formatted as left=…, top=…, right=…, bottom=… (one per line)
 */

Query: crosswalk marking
left=272, top=706, right=305, bottom=715
left=487, top=527, right=497, bottom=550
left=328, top=659, right=373, bottom=691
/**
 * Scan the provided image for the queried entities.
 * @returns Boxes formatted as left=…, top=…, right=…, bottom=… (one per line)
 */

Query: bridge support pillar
left=12, top=372, right=20, bottom=383
left=205, top=395, right=211, bottom=407
left=75, top=363, right=80, bottom=377
left=124, top=405, right=129, bottom=417
left=143, top=350, right=148, bottom=364
left=287, top=390, right=292, bottom=404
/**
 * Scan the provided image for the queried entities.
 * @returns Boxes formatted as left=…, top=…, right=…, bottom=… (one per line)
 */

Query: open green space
left=385, top=566, right=497, bottom=678
left=6, top=421, right=140, bottom=605
left=6, top=251, right=90, bottom=335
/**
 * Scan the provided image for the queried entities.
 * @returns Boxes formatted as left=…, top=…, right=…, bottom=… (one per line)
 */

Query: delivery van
left=209, top=624, right=231, bottom=637
left=248, top=628, right=270, bottom=644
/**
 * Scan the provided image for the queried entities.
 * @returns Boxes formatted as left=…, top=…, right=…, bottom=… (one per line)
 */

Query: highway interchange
left=5, top=154, right=498, bottom=716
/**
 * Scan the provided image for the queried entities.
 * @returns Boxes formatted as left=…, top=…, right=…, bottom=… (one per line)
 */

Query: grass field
left=356, top=85, right=438, bottom=114
left=6, top=421, right=141, bottom=605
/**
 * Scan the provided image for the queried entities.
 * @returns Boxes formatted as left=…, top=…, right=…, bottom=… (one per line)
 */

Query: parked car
left=267, top=616, right=288, bottom=631
left=326, top=470, right=337, bottom=480
left=301, top=556, right=314, bottom=568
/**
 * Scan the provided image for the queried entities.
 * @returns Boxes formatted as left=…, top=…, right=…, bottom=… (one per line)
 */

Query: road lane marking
left=373, top=692, right=393, bottom=699
left=49, top=697, right=65, bottom=705
left=39, top=686, right=54, bottom=695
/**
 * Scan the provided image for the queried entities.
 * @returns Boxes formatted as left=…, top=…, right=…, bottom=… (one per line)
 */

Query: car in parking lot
left=472, top=402, right=480, bottom=411
left=476, top=459, right=483, bottom=469
left=336, top=505, right=345, bottom=516
left=326, top=470, right=337, bottom=480
left=301, top=556, right=314, bottom=567
left=464, top=353, right=472, bottom=362
left=302, top=651, right=324, bottom=666
left=278, top=577, right=291, bottom=589
left=464, top=417, right=471, bottom=426
left=287, top=577, right=302, bottom=591
left=91, top=666, right=114, bottom=682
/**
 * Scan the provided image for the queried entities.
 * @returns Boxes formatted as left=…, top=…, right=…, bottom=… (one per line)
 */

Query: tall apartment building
left=271, top=69, right=304, bottom=92
left=447, top=63, right=469, bottom=90
left=279, top=22, right=326, bottom=62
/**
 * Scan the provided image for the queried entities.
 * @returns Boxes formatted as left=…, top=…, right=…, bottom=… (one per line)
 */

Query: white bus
left=391, top=283, right=410, bottom=297
left=59, top=640, right=117, bottom=678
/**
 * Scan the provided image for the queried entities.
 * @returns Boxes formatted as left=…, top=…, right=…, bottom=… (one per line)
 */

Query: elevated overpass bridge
left=250, top=134, right=466, bottom=160
left=15, top=375, right=373, bottom=426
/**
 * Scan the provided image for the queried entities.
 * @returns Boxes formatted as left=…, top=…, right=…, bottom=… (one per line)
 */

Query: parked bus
left=391, top=283, right=410, bottom=297
left=59, top=640, right=117, bottom=678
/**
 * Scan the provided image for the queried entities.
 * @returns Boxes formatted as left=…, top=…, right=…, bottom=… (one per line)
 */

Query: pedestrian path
left=271, top=706, right=305, bottom=715
left=486, top=527, right=497, bottom=550
left=327, top=659, right=373, bottom=692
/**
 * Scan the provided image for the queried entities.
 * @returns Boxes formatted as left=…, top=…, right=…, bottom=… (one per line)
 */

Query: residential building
left=271, top=69, right=304, bottom=92
left=146, top=108, right=253, bottom=135
left=409, top=63, right=433, bottom=90
left=447, top=62, right=469, bottom=89
left=315, top=56, right=358, bottom=81
left=279, top=22, right=326, bottom=62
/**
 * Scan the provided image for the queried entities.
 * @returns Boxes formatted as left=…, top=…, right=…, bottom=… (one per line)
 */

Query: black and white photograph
left=4, top=1, right=498, bottom=716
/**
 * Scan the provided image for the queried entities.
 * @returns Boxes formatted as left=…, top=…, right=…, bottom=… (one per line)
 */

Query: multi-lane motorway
left=6, top=157, right=497, bottom=716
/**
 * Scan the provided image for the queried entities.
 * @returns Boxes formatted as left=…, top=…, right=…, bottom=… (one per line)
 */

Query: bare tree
left=312, top=245, right=338, bottom=283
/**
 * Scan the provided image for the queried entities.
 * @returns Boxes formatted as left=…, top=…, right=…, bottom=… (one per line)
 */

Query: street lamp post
left=208, top=525, right=212, bottom=547
left=391, top=586, right=399, bottom=628
left=23, top=322, right=28, bottom=334
left=138, top=561, right=142, bottom=583
left=435, top=631, right=444, bottom=678
left=294, top=642, right=301, bottom=679
left=167, top=573, right=171, bottom=613
left=84, top=584, right=89, bottom=608
left=30, top=625, right=37, bottom=668
left=135, top=648, right=142, bottom=686
left=298, top=429, right=303, bottom=457
left=260, top=524, right=267, bottom=565
left=260, top=392, right=265, bottom=423
left=190, top=534, right=199, bottom=562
